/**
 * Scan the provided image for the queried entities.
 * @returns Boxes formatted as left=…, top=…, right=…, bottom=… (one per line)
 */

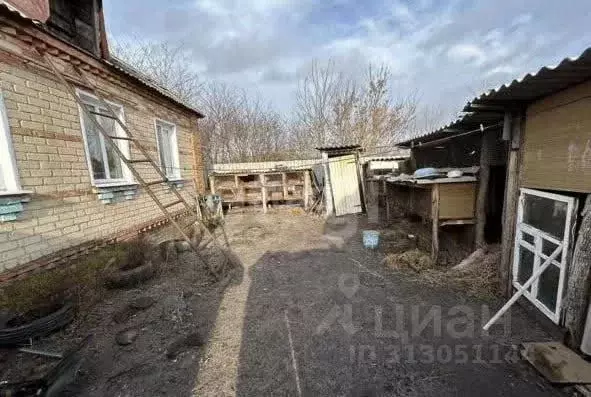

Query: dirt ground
left=1, top=208, right=569, bottom=396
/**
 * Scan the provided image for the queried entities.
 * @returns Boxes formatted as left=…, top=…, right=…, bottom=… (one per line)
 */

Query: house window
left=47, top=0, right=99, bottom=55
left=155, top=119, right=181, bottom=180
left=0, top=91, right=21, bottom=193
left=78, top=91, right=132, bottom=186
left=512, top=188, right=577, bottom=324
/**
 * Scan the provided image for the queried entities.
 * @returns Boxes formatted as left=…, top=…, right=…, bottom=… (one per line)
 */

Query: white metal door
left=328, top=154, right=362, bottom=216
left=512, top=188, right=577, bottom=324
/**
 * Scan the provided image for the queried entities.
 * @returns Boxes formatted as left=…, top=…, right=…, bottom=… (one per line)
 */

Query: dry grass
left=382, top=246, right=501, bottom=300
left=383, top=249, right=432, bottom=271
left=0, top=239, right=158, bottom=314
left=422, top=250, right=501, bottom=300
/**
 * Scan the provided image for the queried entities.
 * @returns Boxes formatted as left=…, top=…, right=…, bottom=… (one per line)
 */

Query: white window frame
left=77, top=89, right=134, bottom=187
left=0, top=90, right=23, bottom=195
left=154, top=118, right=181, bottom=180
left=512, top=188, right=577, bottom=324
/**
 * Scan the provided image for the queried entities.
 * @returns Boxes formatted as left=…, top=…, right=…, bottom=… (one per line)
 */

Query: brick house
left=0, top=0, right=206, bottom=278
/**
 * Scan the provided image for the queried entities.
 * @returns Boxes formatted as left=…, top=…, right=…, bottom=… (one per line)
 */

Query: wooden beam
left=282, top=172, right=288, bottom=199
left=564, top=195, right=591, bottom=350
left=303, top=170, right=310, bottom=210
left=322, top=151, right=334, bottom=217
left=441, top=219, right=476, bottom=226
left=502, top=111, right=512, bottom=141
left=500, top=113, right=523, bottom=296
left=431, top=185, right=440, bottom=264
left=475, top=130, right=494, bottom=247
left=209, top=175, right=215, bottom=194
left=260, top=174, right=267, bottom=213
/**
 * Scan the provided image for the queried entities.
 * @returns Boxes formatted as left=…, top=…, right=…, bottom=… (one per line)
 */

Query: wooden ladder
left=39, top=52, right=230, bottom=277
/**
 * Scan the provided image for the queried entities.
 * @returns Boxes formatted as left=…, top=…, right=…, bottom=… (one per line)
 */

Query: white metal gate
left=512, top=188, right=577, bottom=323
left=328, top=154, right=362, bottom=216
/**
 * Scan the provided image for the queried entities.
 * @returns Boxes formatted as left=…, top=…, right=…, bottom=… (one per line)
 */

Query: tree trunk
left=564, top=195, right=591, bottom=350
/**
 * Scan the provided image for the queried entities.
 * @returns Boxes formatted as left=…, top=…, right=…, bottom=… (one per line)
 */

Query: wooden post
left=356, top=151, right=367, bottom=213
left=475, top=131, right=494, bottom=247
left=260, top=174, right=267, bottom=213
left=564, top=195, right=591, bottom=349
left=322, top=151, right=334, bottom=217
left=282, top=172, right=288, bottom=199
left=209, top=175, right=216, bottom=195
left=431, top=184, right=440, bottom=264
left=303, top=170, right=311, bottom=209
left=500, top=113, right=523, bottom=297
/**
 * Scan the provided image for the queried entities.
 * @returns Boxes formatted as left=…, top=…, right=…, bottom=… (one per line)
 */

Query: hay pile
left=382, top=245, right=501, bottom=299
left=423, top=248, right=500, bottom=299
left=383, top=249, right=432, bottom=271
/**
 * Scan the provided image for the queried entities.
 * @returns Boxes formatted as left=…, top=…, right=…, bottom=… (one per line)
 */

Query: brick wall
left=0, top=56, right=205, bottom=273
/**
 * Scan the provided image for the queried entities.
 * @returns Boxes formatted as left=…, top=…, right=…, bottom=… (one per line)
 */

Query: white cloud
left=447, top=44, right=487, bottom=65
left=105, top=0, right=591, bottom=128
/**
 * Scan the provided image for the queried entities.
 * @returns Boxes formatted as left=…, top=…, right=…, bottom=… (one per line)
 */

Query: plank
left=521, top=342, right=591, bottom=384
left=431, top=184, right=440, bottom=264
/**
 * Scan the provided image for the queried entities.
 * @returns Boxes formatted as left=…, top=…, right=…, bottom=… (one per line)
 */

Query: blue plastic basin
left=363, top=230, right=380, bottom=249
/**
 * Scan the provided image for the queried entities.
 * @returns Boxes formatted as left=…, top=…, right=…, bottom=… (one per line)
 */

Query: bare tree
left=110, top=38, right=203, bottom=105
left=110, top=38, right=290, bottom=164
left=198, top=82, right=289, bottom=164
left=111, top=39, right=420, bottom=163
left=293, top=61, right=417, bottom=154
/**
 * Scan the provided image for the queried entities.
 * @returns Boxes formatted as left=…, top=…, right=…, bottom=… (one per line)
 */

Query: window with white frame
left=78, top=91, right=132, bottom=186
left=0, top=91, right=22, bottom=193
left=512, top=188, right=577, bottom=324
left=155, top=119, right=180, bottom=180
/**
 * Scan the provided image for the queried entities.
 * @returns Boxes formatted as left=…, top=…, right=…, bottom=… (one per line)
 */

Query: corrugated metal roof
left=212, top=159, right=319, bottom=174
left=0, top=3, right=204, bottom=118
left=316, top=144, right=361, bottom=152
left=467, top=47, right=591, bottom=106
left=397, top=46, right=591, bottom=147
left=0, top=0, right=41, bottom=22
left=108, top=57, right=204, bottom=117
left=396, top=112, right=503, bottom=147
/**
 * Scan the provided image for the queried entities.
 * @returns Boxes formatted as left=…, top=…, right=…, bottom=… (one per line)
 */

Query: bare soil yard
left=0, top=210, right=568, bottom=396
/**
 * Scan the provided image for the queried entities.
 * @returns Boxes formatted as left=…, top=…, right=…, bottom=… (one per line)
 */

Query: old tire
left=105, top=260, right=157, bottom=289
left=0, top=303, right=74, bottom=347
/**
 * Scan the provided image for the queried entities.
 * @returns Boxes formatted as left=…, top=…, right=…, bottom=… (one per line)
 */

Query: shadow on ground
left=235, top=215, right=565, bottom=396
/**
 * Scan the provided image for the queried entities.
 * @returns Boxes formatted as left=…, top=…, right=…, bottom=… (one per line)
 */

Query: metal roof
left=396, top=111, right=503, bottom=147
left=0, top=3, right=204, bottom=118
left=397, top=46, right=591, bottom=147
left=108, top=57, right=204, bottom=117
left=315, top=144, right=361, bottom=152
left=467, top=47, right=591, bottom=107
left=0, top=0, right=46, bottom=22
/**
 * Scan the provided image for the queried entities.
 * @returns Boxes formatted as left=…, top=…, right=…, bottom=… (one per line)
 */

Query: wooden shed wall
left=438, top=183, right=477, bottom=220
left=521, top=79, right=591, bottom=193
left=412, top=134, right=481, bottom=169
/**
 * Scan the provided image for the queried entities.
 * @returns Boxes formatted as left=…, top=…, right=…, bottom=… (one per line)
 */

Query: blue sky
left=104, top=0, right=591, bottom=127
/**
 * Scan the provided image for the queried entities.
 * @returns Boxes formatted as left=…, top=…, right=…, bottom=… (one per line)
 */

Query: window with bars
left=78, top=91, right=132, bottom=186
left=512, top=188, right=577, bottom=324
left=155, top=119, right=181, bottom=180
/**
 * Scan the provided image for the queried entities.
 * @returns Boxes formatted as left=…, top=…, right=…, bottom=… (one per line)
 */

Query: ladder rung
left=145, top=179, right=167, bottom=186
left=108, top=135, right=135, bottom=141
left=128, top=159, right=151, bottom=164
left=88, top=110, right=118, bottom=119
left=164, top=199, right=183, bottom=208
